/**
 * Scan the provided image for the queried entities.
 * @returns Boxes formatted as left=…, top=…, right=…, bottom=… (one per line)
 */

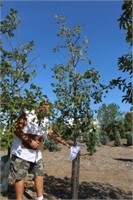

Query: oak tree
left=109, top=0, right=132, bottom=104
left=0, top=7, right=46, bottom=148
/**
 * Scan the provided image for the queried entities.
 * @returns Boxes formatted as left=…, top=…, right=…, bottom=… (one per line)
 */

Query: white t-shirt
left=11, top=110, right=49, bottom=163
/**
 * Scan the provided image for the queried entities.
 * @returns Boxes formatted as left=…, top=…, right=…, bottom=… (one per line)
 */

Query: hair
left=39, top=100, right=50, bottom=107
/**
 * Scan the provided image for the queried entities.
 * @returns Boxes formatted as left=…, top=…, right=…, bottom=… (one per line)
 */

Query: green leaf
left=52, top=48, right=56, bottom=53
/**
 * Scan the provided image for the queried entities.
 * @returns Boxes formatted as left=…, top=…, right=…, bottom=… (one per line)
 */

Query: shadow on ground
left=4, top=173, right=132, bottom=199
left=114, top=158, right=133, bottom=162
left=43, top=174, right=132, bottom=199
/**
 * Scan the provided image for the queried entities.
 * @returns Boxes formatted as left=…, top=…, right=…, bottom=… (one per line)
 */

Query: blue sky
left=2, top=1, right=131, bottom=113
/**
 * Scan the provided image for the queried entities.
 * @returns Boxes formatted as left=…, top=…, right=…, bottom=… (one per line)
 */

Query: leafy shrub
left=126, top=132, right=133, bottom=146
left=44, top=136, right=61, bottom=152
left=84, top=130, right=98, bottom=155
left=100, top=132, right=109, bottom=145
left=0, top=129, right=13, bottom=150
left=114, top=131, right=121, bottom=146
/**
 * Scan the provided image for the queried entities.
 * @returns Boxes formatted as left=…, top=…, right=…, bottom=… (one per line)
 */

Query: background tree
left=109, top=0, right=132, bottom=104
left=123, top=112, right=132, bottom=146
left=97, top=103, right=124, bottom=144
left=124, top=112, right=132, bottom=132
left=51, top=15, right=105, bottom=199
left=0, top=7, right=47, bottom=148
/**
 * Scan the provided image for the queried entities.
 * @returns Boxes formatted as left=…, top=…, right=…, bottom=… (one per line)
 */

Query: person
left=9, top=101, right=70, bottom=200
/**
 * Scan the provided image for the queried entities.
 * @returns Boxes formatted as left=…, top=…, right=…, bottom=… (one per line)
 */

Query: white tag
left=69, top=144, right=84, bottom=161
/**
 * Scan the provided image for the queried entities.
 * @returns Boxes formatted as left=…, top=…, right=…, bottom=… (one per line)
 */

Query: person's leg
left=9, top=155, right=30, bottom=200
left=15, top=179, right=25, bottom=200
left=31, top=159, right=44, bottom=200
left=34, top=176, right=44, bottom=198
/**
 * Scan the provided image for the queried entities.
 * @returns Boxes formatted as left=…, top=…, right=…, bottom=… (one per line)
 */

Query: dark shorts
left=9, top=155, right=44, bottom=180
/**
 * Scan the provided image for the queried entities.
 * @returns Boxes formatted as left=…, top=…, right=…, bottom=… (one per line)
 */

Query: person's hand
left=62, top=140, right=72, bottom=148
left=30, top=140, right=40, bottom=149
left=66, top=142, right=71, bottom=148
left=67, top=142, right=73, bottom=148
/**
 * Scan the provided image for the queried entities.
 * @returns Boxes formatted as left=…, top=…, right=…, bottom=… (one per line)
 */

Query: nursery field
left=0, top=140, right=133, bottom=199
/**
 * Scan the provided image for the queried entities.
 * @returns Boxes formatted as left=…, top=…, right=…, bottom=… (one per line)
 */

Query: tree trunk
left=71, top=151, right=80, bottom=199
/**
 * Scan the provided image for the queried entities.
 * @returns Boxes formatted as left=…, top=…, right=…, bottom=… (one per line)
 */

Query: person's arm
left=15, top=113, right=39, bottom=149
left=48, top=129, right=70, bottom=148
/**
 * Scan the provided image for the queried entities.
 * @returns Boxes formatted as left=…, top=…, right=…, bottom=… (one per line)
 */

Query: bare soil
left=1, top=140, right=133, bottom=199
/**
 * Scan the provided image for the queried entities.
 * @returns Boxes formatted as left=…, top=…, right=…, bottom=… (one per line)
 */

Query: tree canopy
left=51, top=15, right=105, bottom=143
left=109, top=0, right=132, bottom=104
left=0, top=7, right=47, bottom=147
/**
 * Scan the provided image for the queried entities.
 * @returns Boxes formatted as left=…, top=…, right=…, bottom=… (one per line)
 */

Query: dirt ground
left=0, top=141, right=133, bottom=199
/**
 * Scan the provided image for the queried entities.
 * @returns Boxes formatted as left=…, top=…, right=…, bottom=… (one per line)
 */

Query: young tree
left=51, top=15, right=105, bottom=199
left=109, top=0, right=132, bottom=104
left=0, top=7, right=46, bottom=148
